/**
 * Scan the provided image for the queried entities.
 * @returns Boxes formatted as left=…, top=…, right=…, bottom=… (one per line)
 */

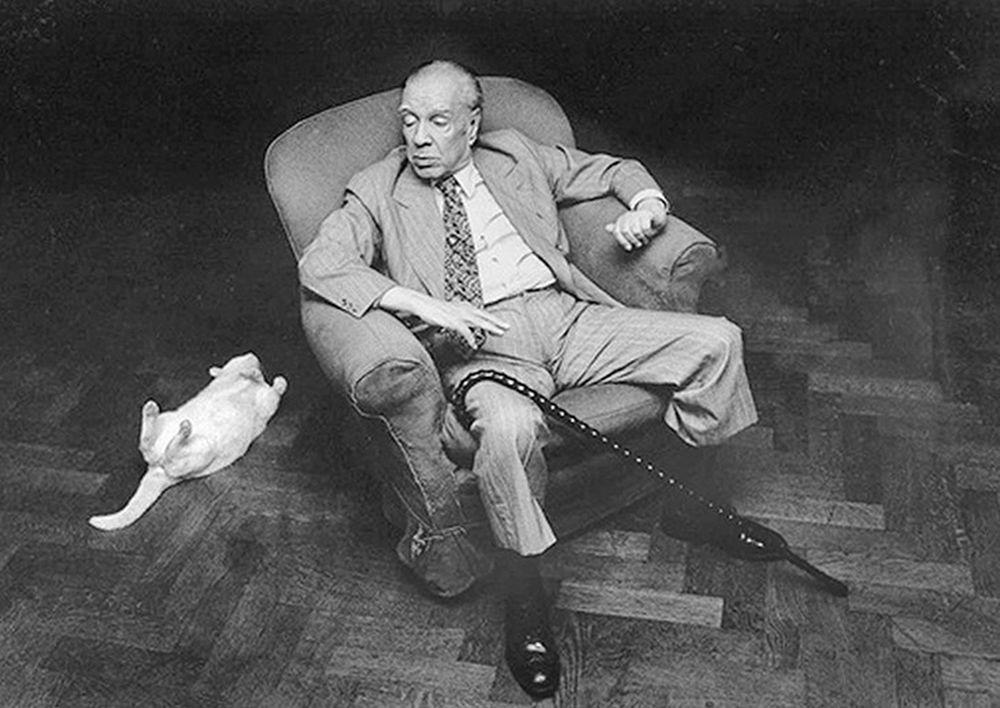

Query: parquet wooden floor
left=3, top=146, right=997, bottom=707
left=3, top=253, right=998, bottom=707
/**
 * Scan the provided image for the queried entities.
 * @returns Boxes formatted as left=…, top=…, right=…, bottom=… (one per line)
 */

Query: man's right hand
left=378, top=286, right=510, bottom=349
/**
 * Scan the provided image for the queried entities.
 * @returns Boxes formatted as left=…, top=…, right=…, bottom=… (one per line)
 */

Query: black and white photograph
left=3, top=0, right=1000, bottom=705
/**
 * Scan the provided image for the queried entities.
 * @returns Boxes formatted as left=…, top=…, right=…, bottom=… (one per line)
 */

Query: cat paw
left=273, top=376, right=288, bottom=395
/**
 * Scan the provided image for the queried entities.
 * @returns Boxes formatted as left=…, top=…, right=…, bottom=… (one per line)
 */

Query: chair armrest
left=560, top=197, right=724, bottom=312
left=301, top=292, right=494, bottom=597
left=300, top=292, right=442, bottom=415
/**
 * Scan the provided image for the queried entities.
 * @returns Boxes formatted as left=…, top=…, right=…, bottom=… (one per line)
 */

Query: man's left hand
left=605, top=198, right=669, bottom=251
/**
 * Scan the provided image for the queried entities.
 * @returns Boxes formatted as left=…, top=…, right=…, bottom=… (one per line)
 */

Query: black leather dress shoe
left=504, top=588, right=560, bottom=699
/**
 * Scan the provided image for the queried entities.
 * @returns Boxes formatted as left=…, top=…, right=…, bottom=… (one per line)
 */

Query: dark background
left=3, top=0, right=1000, bottom=419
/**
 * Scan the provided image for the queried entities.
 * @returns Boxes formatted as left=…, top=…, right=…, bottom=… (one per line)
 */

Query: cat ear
left=208, top=367, right=223, bottom=377
left=139, top=401, right=160, bottom=452
left=164, top=420, right=192, bottom=460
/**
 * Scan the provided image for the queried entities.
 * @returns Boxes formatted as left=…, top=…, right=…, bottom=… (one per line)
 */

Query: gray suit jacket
left=298, top=128, right=662, bottom=316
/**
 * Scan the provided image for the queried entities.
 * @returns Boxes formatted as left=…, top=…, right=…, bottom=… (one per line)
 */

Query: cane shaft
left=452, top=369, right=850, bottom=598
left=785, top=551, right=849, bottom=597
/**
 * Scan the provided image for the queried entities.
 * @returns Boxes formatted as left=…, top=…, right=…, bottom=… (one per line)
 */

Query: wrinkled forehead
left=399, top=72, right=466, bottom=116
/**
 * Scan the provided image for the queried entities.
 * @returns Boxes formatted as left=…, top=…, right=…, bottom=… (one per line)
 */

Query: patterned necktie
left=437, top=175, right=487, bottom=354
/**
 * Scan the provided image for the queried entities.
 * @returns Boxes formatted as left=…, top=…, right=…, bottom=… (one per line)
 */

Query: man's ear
left=467, top=107, right=481, bottom=145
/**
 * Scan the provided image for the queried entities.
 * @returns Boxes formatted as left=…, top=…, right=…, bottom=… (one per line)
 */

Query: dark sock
left=498, top=550, right=544, bottom=601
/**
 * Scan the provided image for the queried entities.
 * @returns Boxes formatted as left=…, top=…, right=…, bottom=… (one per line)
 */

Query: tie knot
left=436, top=175, right=461, bottom=199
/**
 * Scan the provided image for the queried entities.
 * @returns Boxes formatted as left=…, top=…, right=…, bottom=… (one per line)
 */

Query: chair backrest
left=265, top=76, right=575, bottom=259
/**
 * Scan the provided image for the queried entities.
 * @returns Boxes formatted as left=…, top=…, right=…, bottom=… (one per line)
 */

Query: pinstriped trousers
left=441, top=287, right=758, bottom=557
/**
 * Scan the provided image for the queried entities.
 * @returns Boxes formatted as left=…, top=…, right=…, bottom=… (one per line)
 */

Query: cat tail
left=88, top=467, right=176, bottom=531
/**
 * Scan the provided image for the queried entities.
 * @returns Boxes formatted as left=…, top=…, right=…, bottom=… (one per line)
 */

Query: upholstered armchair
left=265, top=77, right=725, bottom=597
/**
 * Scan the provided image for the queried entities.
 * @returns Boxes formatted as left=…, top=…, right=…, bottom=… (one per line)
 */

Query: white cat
left=88, top=352, right=287, bottom=531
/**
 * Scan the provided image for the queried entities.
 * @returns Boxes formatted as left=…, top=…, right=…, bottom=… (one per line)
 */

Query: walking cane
left=452, top=369, right=848, bottom=598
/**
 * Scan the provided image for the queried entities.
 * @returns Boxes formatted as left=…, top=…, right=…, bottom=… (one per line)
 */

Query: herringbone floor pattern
left=2, top=247, right=997, bottom=706
left=3, top=107, right=997, bottom=705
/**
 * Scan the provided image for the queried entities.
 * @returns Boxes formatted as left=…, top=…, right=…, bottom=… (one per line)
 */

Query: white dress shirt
left=437, top=161, right=668, bottom=304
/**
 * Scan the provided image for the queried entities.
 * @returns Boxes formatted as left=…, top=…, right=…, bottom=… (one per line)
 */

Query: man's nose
left=413, top=120, right=431, bottom=145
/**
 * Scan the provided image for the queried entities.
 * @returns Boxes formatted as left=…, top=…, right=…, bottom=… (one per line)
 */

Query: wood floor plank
left=0, top=606, right=62, bottom=707
left=956, top=462, right=1000, bottom=492
left=137, top=477, right=237, bottom=586
left=749, top=517, right=925, bottom=557
left=835, top=394, right=980, bottom=424
left=891, top=598, right=1000, bottom=659
left=53, top=673, right=227, bottom=708
left=157, top=507, right=246, bottom=621
left=561, top=529, right=651, bottom=560
left=839, top=413, right=886, bottom=504
left=271, top=624, right=358, bottom=707
left=799, top=598, right=898, bottom=708
left=5, top=464, right=107, bottom=496
left=15, top=591, right=179, bottom=653
left=352, top=685, right=526, bottom=708
left=960, top=489, right=1000, bottom=597
left=849, top=583, right=973, bottom=618
left=725, top=425, right=775, bottom=449
left=322, top=649, right=496, bottom=698
left=880, top=439, right=965, bottom=564
left=745, top=320, right=839, bottom=345
left=806, top=551, right=975, bottom=594
left=764, top=563, right=809, bottom=670
left=556, top=581, right=724, bottom=628
left=942, top=688, right=993, bottom=708
left=715, top=445, right=830, bottom=478
left=299, top=607, right=467, bottom=659
left=9, top=363, right=100, bottom=424
left=684, top=545, right=767, bottom=632
left=541, top=552, right=687, bottom=594
left=893, top=645, right=944, bottom=708
left=0, top=440, right=96, bottom=470
left=727, top=469, right=846, bottom=505
left=266, top=544, right=432, bottom=619
left=623, top=650, right=806, bottom=707
left=951, top=443, right=1000, bottom=495
left=737, top=497, right=885, bottom=529
left=748, top=337, right=872, bottom=361
left=192, top=563, right=310, bottom=705
left=225, top=484, right=353, bottom=523
left=171, top=531, right=272, bottom=659
left=941, top=656, right=1000, bottom=695
left=40, top=635, right=204, bottom=690
left=808, top=371, right=942, bottom=401
left=2, top=510, right=90, bottom=548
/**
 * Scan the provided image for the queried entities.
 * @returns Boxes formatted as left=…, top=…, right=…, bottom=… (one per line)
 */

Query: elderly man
left=299, top=60, right=757, bottom=699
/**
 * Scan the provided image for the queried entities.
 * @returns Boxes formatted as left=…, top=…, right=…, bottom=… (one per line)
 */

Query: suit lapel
left=392, top=167, right=445, bottom=298
left=476, top=148, right=573, bottom=283
left=389, top=143, right=574, bottom=299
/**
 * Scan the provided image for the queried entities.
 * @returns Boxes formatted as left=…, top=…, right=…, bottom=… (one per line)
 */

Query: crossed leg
left=441, top=288, right=757, bottom=554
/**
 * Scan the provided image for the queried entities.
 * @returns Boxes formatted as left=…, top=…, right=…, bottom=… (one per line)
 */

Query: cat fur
left=88, top=352, right=287, bottom=530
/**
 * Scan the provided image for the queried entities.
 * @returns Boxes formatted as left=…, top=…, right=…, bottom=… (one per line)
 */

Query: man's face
left=398, top=72, right=480, bottom=181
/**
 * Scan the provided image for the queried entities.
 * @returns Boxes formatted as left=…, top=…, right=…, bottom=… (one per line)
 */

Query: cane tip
left=827, top=579, right=850, bottom=598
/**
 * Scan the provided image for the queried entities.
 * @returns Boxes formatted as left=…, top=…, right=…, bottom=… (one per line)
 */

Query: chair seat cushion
left=443, top=382, right=668, bottom=469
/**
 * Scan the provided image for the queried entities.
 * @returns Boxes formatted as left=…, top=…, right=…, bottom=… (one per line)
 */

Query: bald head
left=404, top=60, right=483, bottom=113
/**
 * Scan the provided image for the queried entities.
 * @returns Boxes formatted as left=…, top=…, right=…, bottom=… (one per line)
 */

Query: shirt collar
left=450, top=160, right=482, bottom=199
